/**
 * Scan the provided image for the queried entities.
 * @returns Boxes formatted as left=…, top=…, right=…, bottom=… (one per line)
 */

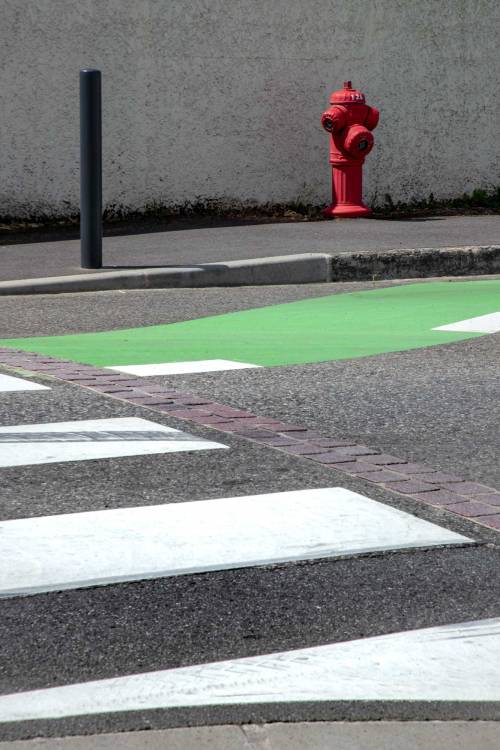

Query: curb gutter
left=0, top=246, right=498, bottom=295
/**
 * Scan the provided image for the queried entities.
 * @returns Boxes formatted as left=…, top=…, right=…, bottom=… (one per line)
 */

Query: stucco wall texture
left=1, top=0, right=499, bottom=219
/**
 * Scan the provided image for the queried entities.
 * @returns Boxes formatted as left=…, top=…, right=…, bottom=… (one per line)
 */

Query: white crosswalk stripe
left=0, top=411, right=494, bottom=728
left=1, top=618, right=499, bottom=722
left=106, top=360, right=261, bottom=376
left=433, top=311, right=500, bottom=333
left=0, top=373, right=50, bottom=392
left=0, top=487, right=472, bottom=597
left=0, top=417, right=227, bottom=467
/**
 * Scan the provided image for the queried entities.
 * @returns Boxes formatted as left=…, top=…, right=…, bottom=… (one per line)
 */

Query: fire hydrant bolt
left=321, top=81, right=379, bottom=218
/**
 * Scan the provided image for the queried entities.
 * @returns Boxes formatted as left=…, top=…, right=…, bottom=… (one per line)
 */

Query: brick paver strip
left=113, top=378, right=153, bottom=388
left=191, top=415, right=232, bottom=425
left=350, top=463, right=399, bottom=474
left=395, top=463, right=438, bottom=475
left=329, top=459, right=389, bottom=474
left=159, top=390, right=193, bottom=396
left=311, top=438, right=357, bottom=448
left=443, top=501, right=500, bottom=518
left=309, top=452, right=366, bottom=465
left=69, top=379, right=116, bottom=386
left=476, top=514, right=500, bottom=529
left=247, top=435, right=299, bottom=446
left=475, top=493, right=500, bottom=506
left=183, top=401, right=216, bottom=407
left=230, top=428, right=278, bottom=438
left=414, top=472, right=465, bottom=484
left=211, top=418, right=283, bottom=431
left=154, top=404, right=201, bottom=414
left=280, top=431, right=324, bottom=441
left=360, top=454, right=409, bottom=466
left=411, top=489, right=467, bottom=506
left=210, top=408, right=255, bottom=418
left=90, top=386, right=138, bottom=394
left=282, top=444, right=333, bottom=456
left=167, top=408, right=214, bottom=419
left=384, top=480, right=439, bottom=495
left=123, top=395, right=175, bottom=404
left=440, top=482, right=495, bottom=497
left=1, top=347, right=499, bottom=533
left=355, top=469, right=409, bottom=483
left=236, top=419, right=285, bottom=430
left=327, top=445, right=381, bottom=457
left=269, top=424, right=312, bottom=433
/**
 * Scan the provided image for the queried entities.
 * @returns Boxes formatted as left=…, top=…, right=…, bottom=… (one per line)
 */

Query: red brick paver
left=354, top=469, right=409, bottom=483
left=440, top=482, right=495, bottom=497
left=384, top=480, right=438, bottom=495
left=476, top=514, right=500, bottom=529
left=360, top=454, right=409, bottom=466
left=411, top=489, right=466, bottom=506
left=443, top=501, right=500, bottom=518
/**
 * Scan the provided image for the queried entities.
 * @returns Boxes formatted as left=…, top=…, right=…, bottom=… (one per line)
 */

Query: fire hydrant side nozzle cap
left=330, top=80, right=366, bottom=105
left=365, top=106, right=379, bottom=131
left=321, top=106, right=347, bottom=134
left=344, top=124, right=374, bottom=158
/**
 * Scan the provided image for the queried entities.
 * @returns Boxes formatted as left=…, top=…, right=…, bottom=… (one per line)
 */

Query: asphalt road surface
left=0, top=277, right=499, bottom=744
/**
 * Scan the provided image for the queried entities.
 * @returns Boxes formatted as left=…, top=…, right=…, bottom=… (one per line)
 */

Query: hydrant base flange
left=323, top=203, right=372, bottom=219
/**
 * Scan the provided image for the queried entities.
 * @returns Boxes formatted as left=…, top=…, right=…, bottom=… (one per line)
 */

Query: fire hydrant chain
left=321, top=81, right=379, bottom=218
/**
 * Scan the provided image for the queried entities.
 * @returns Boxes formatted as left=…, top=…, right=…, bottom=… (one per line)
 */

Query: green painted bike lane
left=1, top=280, right=499, bottom=368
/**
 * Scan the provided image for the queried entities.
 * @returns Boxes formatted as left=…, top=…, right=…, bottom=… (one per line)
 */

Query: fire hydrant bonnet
left=330, top=81, right=366, bottom=104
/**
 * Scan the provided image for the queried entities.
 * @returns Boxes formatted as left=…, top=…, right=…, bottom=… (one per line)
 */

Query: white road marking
left=106, top=360, right=261, bottom=376
left=0, top=417, right=226, bottom=468
left=0, top=373, right=50, bottom=392
left=0, top=618, right=498, bottom=722
left=433, top=311, right=500, bottom=333
left=0, top=488, right=471, bottom=597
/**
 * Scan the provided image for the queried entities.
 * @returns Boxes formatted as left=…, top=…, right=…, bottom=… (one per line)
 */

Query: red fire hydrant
left=321, top=81, right=379, bottom=218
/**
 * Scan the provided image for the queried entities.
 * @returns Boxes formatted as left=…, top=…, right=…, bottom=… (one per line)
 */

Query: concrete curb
left=0, top=254, right=331, bottom=295
left=1, top=722, right=499, bottom=749
left=332, top=245, right=500, bottom=281
left=0, top=246, right=498, bottom=294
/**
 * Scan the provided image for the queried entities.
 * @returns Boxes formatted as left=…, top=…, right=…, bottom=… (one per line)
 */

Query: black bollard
left=80, top=69, right=102, bottom=269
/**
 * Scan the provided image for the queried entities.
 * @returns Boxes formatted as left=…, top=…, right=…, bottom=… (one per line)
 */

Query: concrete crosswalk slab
left=0, top=417, right=227, bottom=468
left=0, top=373, right=49, bottom=392
left=0, top=488, right=472, bottom=597
left=0, top=618, right=498, bottom=722
left=106, top=360, right=261, bottom=376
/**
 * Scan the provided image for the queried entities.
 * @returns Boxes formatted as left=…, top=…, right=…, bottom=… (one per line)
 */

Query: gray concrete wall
left=1, top=0, right=499, bottom=219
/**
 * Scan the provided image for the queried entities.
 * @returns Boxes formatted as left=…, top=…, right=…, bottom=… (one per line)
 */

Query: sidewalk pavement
left=2, top=722, right=500, bottom=750
left=0, top=215, right=499, bottom=293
